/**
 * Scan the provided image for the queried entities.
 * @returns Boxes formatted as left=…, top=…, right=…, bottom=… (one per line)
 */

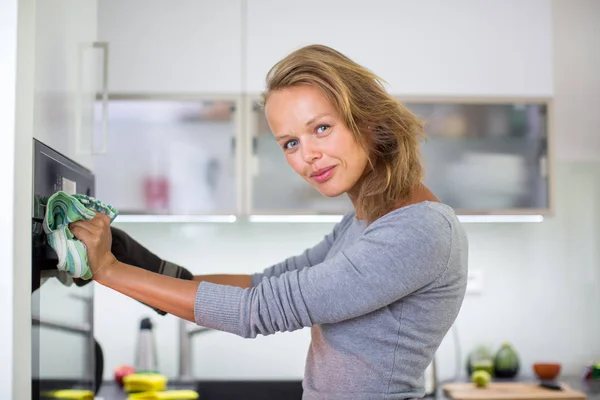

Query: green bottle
left=467, top=346, right=495, bottom=376
left=494, top=342, right=520, bottom=378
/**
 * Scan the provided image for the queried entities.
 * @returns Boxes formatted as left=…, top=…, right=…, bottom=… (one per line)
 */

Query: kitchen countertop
left=96, top=377, right=600, bottom=400
left=434, top=377, right=600, bottom=400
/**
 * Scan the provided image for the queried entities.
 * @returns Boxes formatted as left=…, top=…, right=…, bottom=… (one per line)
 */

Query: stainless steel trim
left=177, top=319, right=214, bottom=382
left=546, top=98, right=556, bottom=216
left=243, top=96, right=255, bottom=216
left=96, top=92, right=242, bottom=101
left=93, top=42, right=109, bottom=155
left=32, top=316, right=91, bottom=335
left=234, top=96, right=245, bottom=216
left=395, top=96, right=553, bottom=104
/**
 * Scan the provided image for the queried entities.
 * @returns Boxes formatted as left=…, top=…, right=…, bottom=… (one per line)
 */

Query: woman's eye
left=316, top=124, right=330, bottom=134
left=284, top=139, right=299, bottom=150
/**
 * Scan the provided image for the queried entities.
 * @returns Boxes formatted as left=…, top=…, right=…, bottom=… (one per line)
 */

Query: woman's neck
left=394, top=184, right=440, bottom=210
left=348, top=183, right=440, bottom=214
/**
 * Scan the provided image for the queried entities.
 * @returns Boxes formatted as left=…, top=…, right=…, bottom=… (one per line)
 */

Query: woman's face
left=265, top=84, right=369, bottom=199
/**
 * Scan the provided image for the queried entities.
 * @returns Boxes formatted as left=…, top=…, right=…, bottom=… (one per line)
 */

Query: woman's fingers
left=89, top=213, right=110, bottom=228
left=69, top=225, right=93, bottom=246
left=70, top=220, right=99, bottom=236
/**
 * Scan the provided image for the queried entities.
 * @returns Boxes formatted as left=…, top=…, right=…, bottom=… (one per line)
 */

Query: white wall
left=95, top=160, right=600, bottom=381
left=0, top=0, right=19, bottom=394
left=1, top=0, right=35, bottom=398
left=552, top=0, right=600, bottom=162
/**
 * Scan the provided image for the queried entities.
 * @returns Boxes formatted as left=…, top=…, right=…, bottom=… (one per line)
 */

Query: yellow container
left=126, top=390, right=199, bottom=400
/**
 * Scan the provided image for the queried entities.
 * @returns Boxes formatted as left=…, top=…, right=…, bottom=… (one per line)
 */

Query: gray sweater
left=194, top=201, right=468, bottom=399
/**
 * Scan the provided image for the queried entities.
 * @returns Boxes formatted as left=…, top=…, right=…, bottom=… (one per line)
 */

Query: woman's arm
left=95, top=260, right=200, bottom=322
left=192, top=274, right=251, bottom=288
left=247, top=212, right=353, bottom=286
left=70, top=209, right=457, bottom=339
left=70, top=214, right=201, bottom=322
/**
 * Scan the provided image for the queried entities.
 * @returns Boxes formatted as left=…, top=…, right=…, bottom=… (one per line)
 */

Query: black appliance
left=31, top=139, right=103, bottom=398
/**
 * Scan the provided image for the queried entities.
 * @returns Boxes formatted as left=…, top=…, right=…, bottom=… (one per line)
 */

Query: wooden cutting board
left=443, top=382, right=587, bottom=400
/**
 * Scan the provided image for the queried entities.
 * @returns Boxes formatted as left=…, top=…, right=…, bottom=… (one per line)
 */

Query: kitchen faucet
left=177, top=318, right=214, bottom=382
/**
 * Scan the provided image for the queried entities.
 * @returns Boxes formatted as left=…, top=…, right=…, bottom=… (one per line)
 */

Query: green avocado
left=494, top=342, right=520, bottom=378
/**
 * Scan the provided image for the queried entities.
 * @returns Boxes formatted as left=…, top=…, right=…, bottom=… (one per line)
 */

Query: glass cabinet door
left=247, top=98, right=550, bottom=215
left=248, top=100, right=354, bottom=215
left=93, top=97, right=241, bottom=215
left=404, top=100, right=550, bottom=212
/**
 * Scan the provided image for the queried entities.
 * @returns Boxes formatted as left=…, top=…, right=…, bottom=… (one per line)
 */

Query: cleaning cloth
left=43, top=190, right=118, bottom=280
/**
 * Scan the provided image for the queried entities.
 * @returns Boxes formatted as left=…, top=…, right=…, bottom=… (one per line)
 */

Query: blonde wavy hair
left=261, top=44, right=425, bottom=223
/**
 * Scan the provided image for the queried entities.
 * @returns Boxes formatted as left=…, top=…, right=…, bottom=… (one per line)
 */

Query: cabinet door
left=98, top=0, right=243, bottom=94
left=93, top=97, right=241, bottom=216
left=406, top=99, right=551, bottom=213
left=33, top=0, right=100, bottom=171
left=247, top=97, right=551, bottom=215
left=245, top=0, right=552, bottom=97
left=247, top=100, right=354, bottom=215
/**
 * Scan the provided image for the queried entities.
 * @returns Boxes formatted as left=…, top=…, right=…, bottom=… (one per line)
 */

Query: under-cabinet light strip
left=114, top=214, right=544, bottom=224
left=114, top=215, right=237, bottom=223
left=457, top=214, right=544, bottom=223
left=249, top=215, right=345, bottom=223
left=249, top=214, right=545, bottom=223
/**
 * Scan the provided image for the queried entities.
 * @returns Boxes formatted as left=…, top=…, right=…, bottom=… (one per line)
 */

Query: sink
left=195, top=380, right=303, bottom=400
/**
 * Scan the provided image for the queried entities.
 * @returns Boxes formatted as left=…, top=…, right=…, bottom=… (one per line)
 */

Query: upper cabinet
left=92, top=0, right=554, bottom=217
left=245, top=0, right=552, bottom=97
left=33, top=0, right=101, bottom=171
left=93, top=96, right=242, bottom=216
left=406, top=98, right=551, bottom=213
left=246, top=97, right=552, bottom=216
left=98, top=0, right=243, bottom=94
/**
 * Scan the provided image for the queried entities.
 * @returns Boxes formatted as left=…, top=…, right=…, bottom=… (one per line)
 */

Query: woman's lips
left=311, top=166, right=336, bottom=183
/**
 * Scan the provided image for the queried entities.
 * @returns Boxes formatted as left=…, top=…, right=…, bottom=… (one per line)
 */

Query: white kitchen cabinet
left=245, top=0, right=552, bottom=97
left=33, top=0, right=101, bottom=171
left=98, top=0, right=243, bottom=94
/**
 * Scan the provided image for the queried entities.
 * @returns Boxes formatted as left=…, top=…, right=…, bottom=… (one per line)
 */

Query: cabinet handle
left=93, top=42, right=109, bottom=155
left=32, top=315, right=91, bottom=336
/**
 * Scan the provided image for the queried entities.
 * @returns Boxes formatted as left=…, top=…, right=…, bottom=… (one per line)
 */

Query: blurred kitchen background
left=3, top=0, right=600, bottom=395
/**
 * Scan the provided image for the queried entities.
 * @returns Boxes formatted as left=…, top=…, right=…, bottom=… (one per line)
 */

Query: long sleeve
left=249, top=212, right=353, bottom=286
left=194, top=207, right=455, bottom=338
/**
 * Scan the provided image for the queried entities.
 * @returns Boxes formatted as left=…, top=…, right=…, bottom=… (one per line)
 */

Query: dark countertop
left=97, top=382, right=197, bottom=400
left=96, top=377, right=600, bottom=400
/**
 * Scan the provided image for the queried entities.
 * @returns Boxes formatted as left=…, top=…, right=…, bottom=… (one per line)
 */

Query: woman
left=70, top=44, right=468, bottom=400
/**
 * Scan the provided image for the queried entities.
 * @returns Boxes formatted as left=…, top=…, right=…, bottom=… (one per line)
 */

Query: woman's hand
left=69, top=213, right=117, bottom=279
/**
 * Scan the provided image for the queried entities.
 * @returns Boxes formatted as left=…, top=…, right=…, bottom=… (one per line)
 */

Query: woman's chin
left=315, top=185, right=347, bottom=198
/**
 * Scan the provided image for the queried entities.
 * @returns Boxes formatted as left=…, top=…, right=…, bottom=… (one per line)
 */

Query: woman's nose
left=301, top=141, right=321, bottom=163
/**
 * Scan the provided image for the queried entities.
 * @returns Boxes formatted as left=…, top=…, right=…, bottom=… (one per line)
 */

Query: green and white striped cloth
left=43, top=191, right=119, bottom=280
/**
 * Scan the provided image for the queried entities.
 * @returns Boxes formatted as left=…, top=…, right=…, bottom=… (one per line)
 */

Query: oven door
left=32, top=273, right=97, bottom=398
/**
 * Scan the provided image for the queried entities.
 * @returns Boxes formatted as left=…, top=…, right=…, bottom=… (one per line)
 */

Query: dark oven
left=31, top=139, right=103, bottom=399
